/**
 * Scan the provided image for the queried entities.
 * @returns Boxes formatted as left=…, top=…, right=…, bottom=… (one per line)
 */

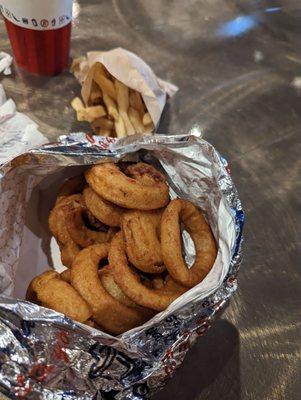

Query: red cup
left=0, top=0, right=73, bottom=76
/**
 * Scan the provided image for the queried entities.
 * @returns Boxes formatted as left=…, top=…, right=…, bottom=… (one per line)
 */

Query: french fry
left=101, top=129, right=112, bottom=136
left=71, top=56, right=89, bottom=84
left=115, top=80, right=135, bottom=135
left=144, top=122, right=155, bottom=133
left=71, top=56, right=86, bottom=74
left=93, top=128, right=112, bottom=137
left=91, top=117, right=114, bottom=130
left=89, top=82, right=103, bottom=105
left=121, top=113, right=135, bottom=135
left=77, top=105, right=106, bottom=123
left=142, top=112, right=152, bottom=126
left=103, top=92, right=119, bottom=121
left=93, top=63, right=117, bottom=101
left=81, top=64, right=96, bottom=106
left=129, top=90, right=145, bottom=118
left=114, top=115, right=126, bottom=138
left=77, top=109, right=87, bottom=121
left=92, top=128, right=112, bottom=137
left=128, top=107, right=144, bottom=134
left=115, top=80, right=129, bottom=111
left=71, top=97, right=85, bottom=112
left=91, top=125, right=99, bottom=135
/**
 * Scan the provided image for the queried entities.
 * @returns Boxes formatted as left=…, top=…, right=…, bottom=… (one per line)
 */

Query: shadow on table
left=156, top=102, right=171, bottom=134
left=153, top=319, right=241, bottom=400
left=15, top=67, right=62, bottom=88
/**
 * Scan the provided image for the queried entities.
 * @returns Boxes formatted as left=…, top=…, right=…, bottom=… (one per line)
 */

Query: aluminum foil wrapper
left=0, top=133, right=244, bottom=399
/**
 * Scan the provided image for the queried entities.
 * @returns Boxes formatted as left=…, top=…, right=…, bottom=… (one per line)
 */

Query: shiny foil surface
left=0, top=133, right=244, bottom=399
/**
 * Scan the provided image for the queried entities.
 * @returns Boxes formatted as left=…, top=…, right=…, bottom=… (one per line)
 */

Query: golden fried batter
left=109, top=233, right=187, bottom=311
left=71, top=244, right=152, bottom=335
left=83, top=187, right=123, bottom=227
left=161, top=199, right=217, bottom=288
left=121, top=209, right=165, bottom=273
left=30, top=270, right=92, bottom=323
left=85, top=162, right=169, bottom=210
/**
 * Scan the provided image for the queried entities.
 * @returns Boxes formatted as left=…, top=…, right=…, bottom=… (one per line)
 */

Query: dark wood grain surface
left=1, top=1, right=300, bottom=399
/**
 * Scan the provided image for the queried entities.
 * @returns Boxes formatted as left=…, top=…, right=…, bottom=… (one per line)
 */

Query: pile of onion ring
left=26, top=162, right=217, bottom=335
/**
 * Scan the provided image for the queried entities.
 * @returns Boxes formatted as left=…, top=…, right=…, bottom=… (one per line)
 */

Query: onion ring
left=49, top=194, right=82, bottom=245
left=49, top=195, right=82, bottom=267
left=146, top=274, right=187, bottom=293
left=60, top=269, right=71, bottom=283
left=121, top=209, right=165, bottom=273
left=26, top=281, right=41, bottom=305
left=84, top=320, right=96, bottom=328
left=62, top=266, right=138, bottom=310
left=162, top=275, right=188, bottom=293
left=56, top=175, right=85, bottom=205
left=109, top=233, right=185, bottom=311
left=151, top=275, right=165, bottom=290
left=63, top=198, right=108, bottom=247
left=30, top=270, right=92, bottom=323
left=85, top=208, right=108, bottom=231
left=99, top=266, right=137, bottom=308
left=70, top=244, right=152, bottom=334
left=161, top=199, right=217, bottom=288
left=124, top=163, right=165, bottom=186
left=83, top=187, right=123, bottom=227
left=85, top=162, right=169, bottom=210
left=106, top=227, right=120, bottom=242
left=59, top=241, right=81, bottom=268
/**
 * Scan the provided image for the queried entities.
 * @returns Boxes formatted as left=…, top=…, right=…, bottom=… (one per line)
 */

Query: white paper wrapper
left=0, top=133, right=244, bottom=399
left=0, top=51, right=13, bottom=75
left=0, top=83, right=48, bottom=164
left=73, top=48, right=178, bottom=128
